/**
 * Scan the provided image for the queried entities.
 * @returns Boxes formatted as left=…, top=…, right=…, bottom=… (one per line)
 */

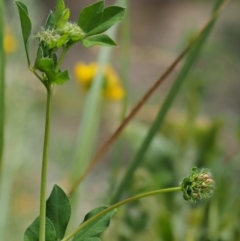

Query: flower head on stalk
left=181, top=167, right=215, bottom=202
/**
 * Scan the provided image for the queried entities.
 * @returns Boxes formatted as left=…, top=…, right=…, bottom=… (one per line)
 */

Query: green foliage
left=54, top=0, right=68, bottom=27
left=24, top=217, right=57, bottom=241
left=157, top=211, right=174, bottom=241
left=46, top=185, right=71, bottom=239
left=78, top=1, right=125, bottom=37
left=24, top=185, right=116, bottom=241
left=82, top=35, right=117, bottom=47
left=35, top=56, right=70, bottom=85
left=86, top=6, right=125, bottom=36
left=78, top=1, right=104, bottom=34
left=15, top=0, right=125, bottom=87
left=24, top=185, right=70, bottom=241
left=45, top=12, right=55, bottom=30
left=72, top=206, right=117, bottom=241
left=10, top=0, right=238, bottom=240
left=0, top=0, right=5, bottom=173
left=15, top=1, right=32, bottom=65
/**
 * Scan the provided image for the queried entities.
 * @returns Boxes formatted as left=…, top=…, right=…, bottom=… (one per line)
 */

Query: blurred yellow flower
left=74, top=62, right=125, bottom=101
left=3, top=27, right=17, bottom=54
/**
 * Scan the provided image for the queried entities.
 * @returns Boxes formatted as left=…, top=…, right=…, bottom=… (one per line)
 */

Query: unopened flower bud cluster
left=35, top=22, right=85, bottom=50
left=181, top=167, right=215, bottom=202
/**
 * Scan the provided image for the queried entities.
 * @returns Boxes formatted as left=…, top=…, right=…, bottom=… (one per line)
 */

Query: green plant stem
left=62, top=186, right=181, bottom=241
left=0, top=0, right=5, bottom=180
left=110, top=0, right=228, bottom=204
left=29, top=67, right=45, bottom=85
left=39, top=86, right=53, bottom=241
left=55, top=47, right=68, bottom=72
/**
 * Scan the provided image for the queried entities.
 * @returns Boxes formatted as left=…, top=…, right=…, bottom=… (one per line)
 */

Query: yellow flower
left=3, top=27, right=17, bottom=54
left=74, top=62, right=125, bottom=101
left=104, top=85, right=125, bottom=100
left=74, top=62, right=97, bottom=88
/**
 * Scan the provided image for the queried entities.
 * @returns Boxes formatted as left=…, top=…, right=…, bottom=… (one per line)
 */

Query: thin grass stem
left=0, top=0, right=5, bottom=179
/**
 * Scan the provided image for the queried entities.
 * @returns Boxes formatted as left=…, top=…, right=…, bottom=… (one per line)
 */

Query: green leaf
left=82, top=34, right=116, bottom=47
left=57, top=8, right=70, bottom=29
left=54, top=0, right=66, bottom=24
left=87, top=6, right=125, bottom=36
left=52, top=53, right=58, bottom=68
left=34, top=46, right=44, bottom=69
left=35, top=57, right=70, bottom=84
left=15, top=1, right=32, bottom=65
left=45, top=11, right=55, bottom=30
left=36, top=57, right=54, bottom=73
left=81, top=238, right=101, bottom=241
left=78, top=1, right=104, bottom=34
left=52, top=70, right=70, bottom=85
left=158, top=212, right=174, bottom=241
left=57, top=34, right=69, bottom=48
left=24, top=217, right=56, bottom=241
left=72, top=206, right=116, bottom=241
left=46, top=185, right=71, bottom=239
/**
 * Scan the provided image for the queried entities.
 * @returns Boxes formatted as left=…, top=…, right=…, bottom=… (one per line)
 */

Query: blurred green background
left=1, top=0, right=240, bottom=240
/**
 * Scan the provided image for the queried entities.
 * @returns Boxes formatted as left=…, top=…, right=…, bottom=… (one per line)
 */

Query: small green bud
left=181, top=167, right=215, bottom=202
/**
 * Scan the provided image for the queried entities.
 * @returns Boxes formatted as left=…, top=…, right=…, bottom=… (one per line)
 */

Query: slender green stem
left=29, top=67, right=46, bottom=87
left=55, top=47, right=68, bottom=72
left=39, top=86, right=53, bottom=241
left=62, top=187, right=181, bottom=241
left=0, top=0, right=5, bottom=179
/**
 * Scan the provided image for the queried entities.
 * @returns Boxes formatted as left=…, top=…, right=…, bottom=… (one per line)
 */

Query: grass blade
left=70, top=0, right=125, bottom=195
left=0, top=0, right=5, bottom=182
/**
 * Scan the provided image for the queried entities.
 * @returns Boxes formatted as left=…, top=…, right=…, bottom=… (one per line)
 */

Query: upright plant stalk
left=110, top=0, right=228, bottom=204
left=0, top=0, right=5, bottom=179
left=39, top=86, right=53, bottom=241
